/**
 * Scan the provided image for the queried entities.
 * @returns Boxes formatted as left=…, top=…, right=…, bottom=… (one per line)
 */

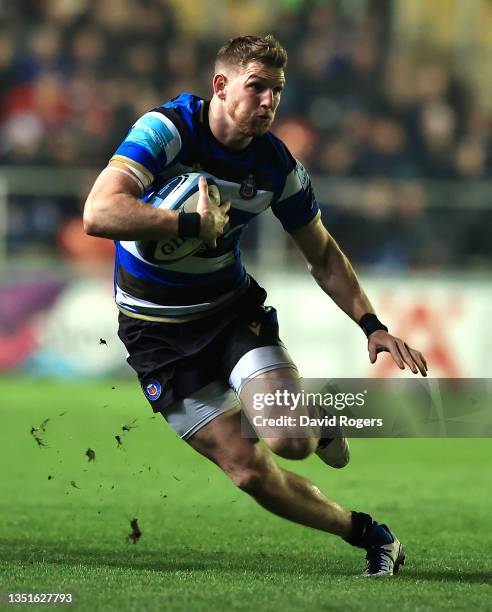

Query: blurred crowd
left=275, top=12, right=492, bottom=181
left=1, top=0, right=491, bottom=268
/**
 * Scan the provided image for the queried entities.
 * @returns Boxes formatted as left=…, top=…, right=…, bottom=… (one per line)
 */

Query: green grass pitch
left=0, top=377, right=491, bottom=611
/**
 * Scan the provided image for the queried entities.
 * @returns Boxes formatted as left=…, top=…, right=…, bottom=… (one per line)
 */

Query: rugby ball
left=136, top=172, right=220, bottom=264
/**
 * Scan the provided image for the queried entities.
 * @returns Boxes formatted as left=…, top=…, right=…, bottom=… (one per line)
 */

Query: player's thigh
left=239, top=366, right=301, bottom=419
left=240, top=367, right=319, bottom=458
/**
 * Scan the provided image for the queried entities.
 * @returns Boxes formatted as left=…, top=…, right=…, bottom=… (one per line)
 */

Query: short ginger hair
left=215, top=35, right=288, bottom=70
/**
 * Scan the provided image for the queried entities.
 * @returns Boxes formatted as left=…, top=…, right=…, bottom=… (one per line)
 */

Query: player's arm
left=83, top=163, right=229, bottom=245
left=292, top=216, right=372, bottom=322
left=83, top=161, right=179, bottom=240
left=291, top=217, right=428, bottom=376
left=84, top=105, right=229, bottom=244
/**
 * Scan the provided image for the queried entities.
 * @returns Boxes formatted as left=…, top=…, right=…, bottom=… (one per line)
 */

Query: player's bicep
left=83, top=163, right=143, bottom=234
left=87, top=161, right=142, bottom=205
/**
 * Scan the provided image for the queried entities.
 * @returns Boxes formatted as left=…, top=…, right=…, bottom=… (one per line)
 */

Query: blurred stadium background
left=1, top=0, right=492, bottom=379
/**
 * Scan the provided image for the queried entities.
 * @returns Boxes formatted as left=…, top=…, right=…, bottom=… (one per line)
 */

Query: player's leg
left=238, top=365, right=319, bottom=460
left=234, top=362, right=350, bottom=468
left=186, top=406, right=404, bottom=576
left=158, top=377, right=347, bottom=533
left=186, top=406, right=351, bottom=535
left=152, top=373, right=402, bottom=577
left=225, top=303, right=350, bottom=468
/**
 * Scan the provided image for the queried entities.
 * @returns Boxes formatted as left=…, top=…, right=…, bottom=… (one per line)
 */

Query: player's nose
left=260, top=89, right=274, bottom=109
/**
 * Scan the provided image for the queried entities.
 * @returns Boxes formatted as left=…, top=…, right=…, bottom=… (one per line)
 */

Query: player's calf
left=226, top=447, right=279, bottom=495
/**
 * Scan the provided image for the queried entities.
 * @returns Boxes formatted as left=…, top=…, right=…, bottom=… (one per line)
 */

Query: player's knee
left=266, top=437, right=316, bottom=460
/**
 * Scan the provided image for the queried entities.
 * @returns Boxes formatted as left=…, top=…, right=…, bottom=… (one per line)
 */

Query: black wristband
left=178, top=211, right=201, bottom=239
left=358, top=313, right=388, bottom=338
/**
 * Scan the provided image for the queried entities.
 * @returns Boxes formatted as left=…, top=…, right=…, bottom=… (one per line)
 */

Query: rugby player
left=84, top=35, right=428, bottom=577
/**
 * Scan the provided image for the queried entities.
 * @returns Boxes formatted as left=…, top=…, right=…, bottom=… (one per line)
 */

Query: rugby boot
left=315, top=430, right=350, bottom=468
left=362, top=527, right=405, bottom=577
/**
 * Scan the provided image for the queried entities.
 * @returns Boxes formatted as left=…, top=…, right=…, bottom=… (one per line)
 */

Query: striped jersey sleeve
left=110, top=95, right=200, bottom=189
left=270, top=158, right=320, bottom=233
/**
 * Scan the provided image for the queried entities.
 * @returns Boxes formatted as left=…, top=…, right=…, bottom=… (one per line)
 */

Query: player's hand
left=196, top=176, right=230, bottom=248
left=368, top=330, right=428, bottom=377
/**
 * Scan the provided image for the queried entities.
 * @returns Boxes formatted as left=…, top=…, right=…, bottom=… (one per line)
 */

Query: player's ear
left=213, top=73, right=228, bottom=100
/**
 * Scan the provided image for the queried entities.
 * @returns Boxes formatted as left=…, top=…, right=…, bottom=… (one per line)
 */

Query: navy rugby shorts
left=117, top=277, right=296, bottom=439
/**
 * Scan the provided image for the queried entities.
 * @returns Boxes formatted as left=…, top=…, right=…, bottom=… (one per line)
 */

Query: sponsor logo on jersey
left=143, top=379, right=162, bottom=401
left=240, top=174, right=258, bottom=200
left=131, top=114, right=174, bottom=157
left=295, top=161, right=310, bottom=192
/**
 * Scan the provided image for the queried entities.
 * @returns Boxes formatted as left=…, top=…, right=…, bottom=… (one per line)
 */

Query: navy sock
left=367, top=522, right=394, bottom=547
left=343, top=511, right=394, bottom=549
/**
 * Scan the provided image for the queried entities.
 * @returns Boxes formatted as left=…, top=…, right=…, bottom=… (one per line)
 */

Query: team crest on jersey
left=239, top=174, right=257, bottom=200
left=248, top=321, right=261, bottom=336
left=143, top=379, right=162, bottom=401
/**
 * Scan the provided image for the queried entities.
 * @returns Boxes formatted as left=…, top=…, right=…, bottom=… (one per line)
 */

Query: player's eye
left=249, top=82, right=264, bottom=92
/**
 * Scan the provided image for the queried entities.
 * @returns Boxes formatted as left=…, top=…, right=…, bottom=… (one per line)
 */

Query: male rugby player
left=84, top=35, right=428, bottom=577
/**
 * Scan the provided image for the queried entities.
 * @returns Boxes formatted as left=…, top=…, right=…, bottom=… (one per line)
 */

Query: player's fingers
left=387, top=341, right=405, bottom=369
left=410, top=348, right=428, bottom=377
left=217, top=221, right=228, bottom=236
left=198, top=176, right=209, bottom=197
left=411, top=349, right=427, bottom=373
left=368, top=343, right=377, bottom=364
left=404, top=343, right=427, bottom=375
left=220, top=199, right=231, bottom=211
left=397, top=340, right=418, bottom=374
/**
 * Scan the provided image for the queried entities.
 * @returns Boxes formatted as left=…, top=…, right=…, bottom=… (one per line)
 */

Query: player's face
left=225, top=62, right=285, bottom=136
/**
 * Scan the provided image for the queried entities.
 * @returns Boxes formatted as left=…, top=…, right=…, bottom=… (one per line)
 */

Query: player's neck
left=208, top=97, right=253, bottom=151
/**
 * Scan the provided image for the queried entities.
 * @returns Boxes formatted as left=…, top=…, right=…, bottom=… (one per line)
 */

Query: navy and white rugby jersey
left=111, top=93, right=320, bottom=322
